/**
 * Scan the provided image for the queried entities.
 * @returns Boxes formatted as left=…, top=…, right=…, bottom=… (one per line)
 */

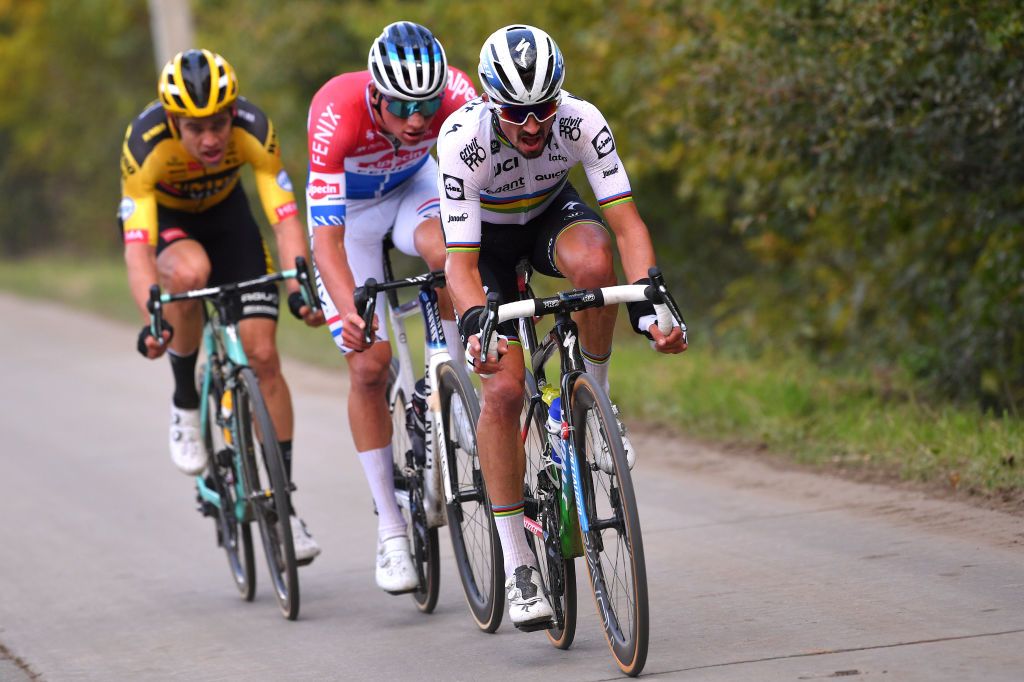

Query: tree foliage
left=1, top=0, right=1020, bottom=411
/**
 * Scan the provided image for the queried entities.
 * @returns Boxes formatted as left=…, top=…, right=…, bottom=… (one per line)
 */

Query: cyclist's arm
left=119, top=134, right=161, bottom=322
left=602, top=201, right=656, bottom=285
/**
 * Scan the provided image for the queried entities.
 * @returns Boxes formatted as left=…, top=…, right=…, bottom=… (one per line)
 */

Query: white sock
left=442, top=318, right=462, bottom=363
left=582, top=348, right=611, bottom=395
left=358, top=446, right=406, bottom=540
left=492, top=501, right=536, bottom=578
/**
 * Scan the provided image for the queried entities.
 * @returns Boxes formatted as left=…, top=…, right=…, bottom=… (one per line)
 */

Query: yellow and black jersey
left=118, top=97, right=298, bottom=246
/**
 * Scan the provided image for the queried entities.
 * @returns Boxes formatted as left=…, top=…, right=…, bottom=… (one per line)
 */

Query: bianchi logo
left=443, top=174, right=465, bottom=200
left=276, top=169, right=293, bottom=191
left=118, top=197, right=135, bottom=221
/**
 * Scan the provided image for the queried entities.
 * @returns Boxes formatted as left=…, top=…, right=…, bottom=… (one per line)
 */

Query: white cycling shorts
left=313, top=159, right=441, bottom=353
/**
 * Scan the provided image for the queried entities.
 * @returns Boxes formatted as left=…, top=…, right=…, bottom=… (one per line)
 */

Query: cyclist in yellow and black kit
left=119, top=49, right=325, bottom=562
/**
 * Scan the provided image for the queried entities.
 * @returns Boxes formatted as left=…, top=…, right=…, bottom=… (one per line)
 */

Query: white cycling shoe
left=590, top=404, right=635, bottom=475
left=169, top=404, right=208, bottom=475
left=290, top=516, right=321, bottom=563
left=376, top=535, right=418, bottom=594
left=506, top=565, right=554, bottom=630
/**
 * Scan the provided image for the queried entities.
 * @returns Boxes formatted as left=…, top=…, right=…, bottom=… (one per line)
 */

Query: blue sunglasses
left=384, top=95, right=443, bottom=118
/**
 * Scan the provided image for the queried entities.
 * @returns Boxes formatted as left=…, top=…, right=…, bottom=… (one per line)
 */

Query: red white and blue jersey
left=305, top=68, right=476, bottom=231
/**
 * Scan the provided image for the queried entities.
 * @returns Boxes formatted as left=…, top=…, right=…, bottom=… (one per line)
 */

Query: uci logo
left=494, top=157, right=519, bottom=176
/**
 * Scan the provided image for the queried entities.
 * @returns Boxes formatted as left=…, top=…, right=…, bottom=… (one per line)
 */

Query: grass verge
left=3, top=254, right=1021, bottom=507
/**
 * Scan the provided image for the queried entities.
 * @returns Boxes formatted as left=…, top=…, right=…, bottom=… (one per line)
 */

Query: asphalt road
left=1, top=292, right=1022, bottom=681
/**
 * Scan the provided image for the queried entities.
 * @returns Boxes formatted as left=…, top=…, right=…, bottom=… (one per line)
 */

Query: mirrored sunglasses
left=493, top=99, right=560, bottom=125
left=384, top=95, right=443, bottom=118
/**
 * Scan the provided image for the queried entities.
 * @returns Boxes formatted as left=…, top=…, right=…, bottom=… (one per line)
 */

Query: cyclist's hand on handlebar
left=137, top=323, right=174, bottom=359
left=647, top=322, right=687, bottom=354
left=341, top=311, right=378, bottom=352
left=287, top=291, right=326, bottom=327
left=465, top=332, right=508, bottom=377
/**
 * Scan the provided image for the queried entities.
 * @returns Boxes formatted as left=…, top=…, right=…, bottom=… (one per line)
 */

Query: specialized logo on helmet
left=513, top=38, right=533, bottom=68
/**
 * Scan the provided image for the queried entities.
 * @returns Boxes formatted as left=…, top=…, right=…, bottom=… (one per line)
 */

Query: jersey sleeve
left=119, top=123, right=159, bottom=247
left=306, top=81, right=353, bottom=230
left=436, top=113, right=487, bottom=251
left=234, top=104, right=298, bottom=225
left=572, top=97, right=634, bottom=211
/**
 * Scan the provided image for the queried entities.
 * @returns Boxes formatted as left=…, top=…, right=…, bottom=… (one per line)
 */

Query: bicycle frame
left=360, top=250, right=457, bottom=528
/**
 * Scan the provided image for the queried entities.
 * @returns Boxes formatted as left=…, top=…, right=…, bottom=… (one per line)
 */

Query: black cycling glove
left=137, top=321, right=174, bottom=357
left=287, top=291, right=306, bottom=320
left=626, top=277, right=657, bottom=340
left=456, top=305, right=486, bottom=348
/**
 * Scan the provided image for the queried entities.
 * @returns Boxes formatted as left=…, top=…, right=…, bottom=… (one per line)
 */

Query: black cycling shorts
left=121, top=184, right=279, bottom=320
left=478, top=182, right=605, bottom=339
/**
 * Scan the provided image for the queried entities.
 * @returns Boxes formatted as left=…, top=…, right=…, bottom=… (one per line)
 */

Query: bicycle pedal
left=384, top=586, right=417, bottom=596
left=514, top=618, right=554, bottom=633
left=296, top=555, right=316, bottom=568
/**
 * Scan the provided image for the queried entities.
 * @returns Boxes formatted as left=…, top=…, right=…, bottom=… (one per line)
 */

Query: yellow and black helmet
left=158, top=49, right=239, bottom=117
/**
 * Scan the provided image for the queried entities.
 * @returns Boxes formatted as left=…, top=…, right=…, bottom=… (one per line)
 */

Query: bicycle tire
left=522, top=371, right=577, bottom=649
left=387, top=361, right=440, bottom=613
left=570, top=372, right=648, bottom=676
left=235, top=368, right=300, bottom=620
left=437, top=361, right=503, bottom=633
left=201, top=367, right=255, bottom=601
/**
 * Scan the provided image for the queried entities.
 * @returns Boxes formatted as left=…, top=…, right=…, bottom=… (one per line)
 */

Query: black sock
left=280, top=439, right=293, bottom=483
left=169, top=349, right=200, bottom=409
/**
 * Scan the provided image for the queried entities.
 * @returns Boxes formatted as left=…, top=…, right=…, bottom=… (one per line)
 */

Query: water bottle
left=408, top=377, right=429, bottom=466
left=545, top=396, right=564, bottom=466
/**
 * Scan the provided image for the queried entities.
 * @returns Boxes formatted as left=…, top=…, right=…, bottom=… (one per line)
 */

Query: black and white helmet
left=368, top=21, right=449, bottom=100
left=478, top=25, right=564, bottom=105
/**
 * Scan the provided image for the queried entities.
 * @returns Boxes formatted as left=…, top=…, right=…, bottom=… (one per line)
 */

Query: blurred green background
left=1, top=0, right=1021, bottom=498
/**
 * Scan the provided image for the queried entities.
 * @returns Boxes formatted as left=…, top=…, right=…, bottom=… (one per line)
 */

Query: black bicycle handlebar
left=352, top=270, right=446, bottom=346
left=148, top=256, right=318, bottom=336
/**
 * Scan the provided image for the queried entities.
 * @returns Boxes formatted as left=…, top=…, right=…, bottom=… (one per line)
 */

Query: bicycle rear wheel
left=437, top=361, right=503, bottom=633
left=201, top=367, right=255, bottom=601
left=387, top=361, right=440, bottom=613
left=570, top=373, right=648, bottom=676
left=235, top=368, right=299, bottom=620
left=522, top=372, right=577, bottom=649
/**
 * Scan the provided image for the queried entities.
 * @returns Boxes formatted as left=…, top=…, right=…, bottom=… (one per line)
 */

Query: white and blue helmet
left=368, top=21, right=449, bottom=100
left=478, top=25, right=564, bottom=105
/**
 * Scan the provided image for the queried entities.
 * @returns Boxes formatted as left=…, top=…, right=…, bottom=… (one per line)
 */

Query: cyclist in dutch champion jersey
left=306, top=22, right=476, bottom=594
left=119, top=49, right=325, bottom=561
left=437, top=25, right=687, bottom=629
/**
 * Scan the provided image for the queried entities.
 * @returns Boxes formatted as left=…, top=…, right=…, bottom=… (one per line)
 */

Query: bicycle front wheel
left=570, top=373, right=648, bottom=676
left=437, top=361, right=503, bottom=633
left=202, top=369, right=255, bottom=601
left=387, top=361, right=440, bottom=613
left=235, top=368, right=299, bottom=620
left=523, top=372, right=577, bottom=649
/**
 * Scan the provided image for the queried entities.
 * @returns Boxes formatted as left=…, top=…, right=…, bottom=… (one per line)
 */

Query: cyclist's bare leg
left=343, top=341, right=393, bottom=450
left=475, top=347, right=528, bottom=506
left=239, top=316, right=293, bottom=440
left=554, top=222, right=617, bottom=385
left=156, top=239, right=209, bottom=354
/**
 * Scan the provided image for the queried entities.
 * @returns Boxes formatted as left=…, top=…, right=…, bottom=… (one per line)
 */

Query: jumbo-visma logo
left=308, top=178, right=341, bottom=200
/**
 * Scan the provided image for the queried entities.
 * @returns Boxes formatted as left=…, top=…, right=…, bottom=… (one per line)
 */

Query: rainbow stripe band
left=446, top=242, right=480, bottom=253
left=581, top=346, right=612, bottom=364
left=491, top=501, right=525, bottom=518
left=598, top=191, right=633, bottom=209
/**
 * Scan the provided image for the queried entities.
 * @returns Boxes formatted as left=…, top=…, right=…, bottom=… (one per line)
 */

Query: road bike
left=353, top=243, right=495, bottom=622
left=148, top=257, right=319, bottom=620
left=480, top=264, right=686, bottom=676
